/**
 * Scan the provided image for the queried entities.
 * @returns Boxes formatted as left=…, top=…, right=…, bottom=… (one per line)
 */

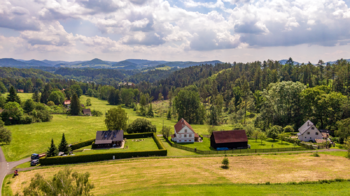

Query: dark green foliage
left=0, top=81, right=7, bottom=93
left=336, top=118, right=350, bottom=144
left=91, top=109, right=103, bottom=117
left=70, top=139, right=95, bottom=151
left=6, top=86, right=21, bottom=104
left=86, top=98, right=91, bottom=106
left=1, top=102, right=23, bottom=125
left=209, top=105, right=219, bottom=125
left=23, top=99, right=35, bottom=113
left=107, top=89, right=121, bottom=105
left=174, top=88, right=205, bottom=124
left=32, top=91, right=41, bottom=102
left=40, top=84, right=51, bottom=104
left=70, top=93, right=81, bottom=115
left=21, top=168, right=94, bottom=196
left=58, top=133, right=70, bottom=154
left=48, top=91, right=65, bottom=105
left=47, top=139, right=58, bottom=157
left=0, top=119, right=4, bottom=128
left=161, top=126, right=171, bottom=138
left=121, top=88, right=135, bottom=107
left=0, top=127, right=12, bottom=144
left=41, top=133, right=166, bottom=165
left=147, top=103, right=154, bottom=117
left=267, top=126, right=280, bottom=141
left=283, top=125, right=295, bottom=132
left=167, top=110, right=171, bottom=120
left=105, top=106, right=128, bottom=130
left=126, top=118, right=156, bottom=133
left=222, top=157, right=229, bottom=169
left=70, top=84, right=83, bottom=97
left=0, top=95, right=5, bottom=108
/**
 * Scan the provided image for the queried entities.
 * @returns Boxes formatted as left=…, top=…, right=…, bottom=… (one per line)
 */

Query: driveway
left=0, top=147, right=31, bottom=196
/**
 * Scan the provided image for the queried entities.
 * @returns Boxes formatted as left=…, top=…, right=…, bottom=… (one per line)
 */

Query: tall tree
left=6, top=86, right=21, bottom=104
left=58, top=133, right=70, bottom=154
left=47, top=139, right=58, bottom=157
left=70, top=93, right=81, bottom=115
left=147, top=103, right=154, bottom=117
left=40, top=84, right=51, bottom=104
left=105, top=106, right=128, bottom=130
left=32, top=91, right=41, bottom=102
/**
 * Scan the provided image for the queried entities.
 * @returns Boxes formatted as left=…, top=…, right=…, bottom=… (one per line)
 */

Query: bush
left=283, top=125, right=295, bottom=132
left=20, top=115, right=33, bottom=124
left=91, top=109, right=103, bottom=117
left=126, top=118, right=156, bottom=134
left=47, top=101, right=55, bottom=106
left=70, top=139, right=95, bottom=151
left=222, top=157, right=229, bottom=169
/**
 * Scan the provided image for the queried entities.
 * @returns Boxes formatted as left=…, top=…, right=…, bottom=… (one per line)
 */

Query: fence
left=164, top=136, right=306, bottom=155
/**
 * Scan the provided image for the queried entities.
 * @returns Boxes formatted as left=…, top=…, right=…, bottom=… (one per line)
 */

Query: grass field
left=175, top=138, right=296, bottom=151
left=1, top=94, right=237, bottom=162
left=74, top=137, right=159, bottom=155
left=8, top=153, right=350, bottom=195
left=3, top=93, right=33, bottom=102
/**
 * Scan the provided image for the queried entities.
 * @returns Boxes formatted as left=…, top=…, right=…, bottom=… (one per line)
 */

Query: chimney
left=307, top=121, right=309, bottom=126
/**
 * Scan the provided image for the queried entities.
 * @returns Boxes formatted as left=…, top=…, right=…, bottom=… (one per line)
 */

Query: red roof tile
left=212, top=130, right=248, bottom=144
left=174, top=118, right=195, bottom=133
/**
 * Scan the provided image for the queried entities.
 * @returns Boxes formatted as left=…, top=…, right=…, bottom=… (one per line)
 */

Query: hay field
left=9, top=153, right=350, bottom=196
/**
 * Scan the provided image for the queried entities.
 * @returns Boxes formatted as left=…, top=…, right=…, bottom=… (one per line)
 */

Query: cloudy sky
left=1, top=0, right=350, bottom=63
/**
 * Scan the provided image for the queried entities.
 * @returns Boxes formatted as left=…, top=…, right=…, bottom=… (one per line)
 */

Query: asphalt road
left=0, top=147, right=31, bottom=196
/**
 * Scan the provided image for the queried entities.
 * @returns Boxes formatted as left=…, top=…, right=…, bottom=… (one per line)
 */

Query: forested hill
left=0, top=67, right=63, bottom=80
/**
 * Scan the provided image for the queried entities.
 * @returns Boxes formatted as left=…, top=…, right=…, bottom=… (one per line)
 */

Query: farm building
left=95, top=130, right=124, bottom=148
left=64, top=100, right=71, bottom=107
left=17, top=89, right=24, bottom=93
left=171, top=118, right=199, bottom=143
left=297, top=120, right=323, bottom=142
left=82, top=109, right=91, bottom=116
left=210, top=130, right=248, bottom=149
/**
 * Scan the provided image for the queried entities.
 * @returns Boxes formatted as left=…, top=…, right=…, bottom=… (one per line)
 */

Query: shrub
left=47, top=101, right=55, bottom=106
left=126, top=118, right=156, bottom=133
left=222, top=157, right=229, bottom=169
left=20, top=115, right=33, bottom=124
left=91, top=109, right=103, bottom=117
left=313, top=151, right=320, bottom=157
left=70, top=139, right=95, bottom=150
left=283, top=125, right=294, bottom=132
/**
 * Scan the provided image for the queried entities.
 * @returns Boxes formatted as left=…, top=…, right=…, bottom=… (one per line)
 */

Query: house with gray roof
left=297, top=120, right=323, bottom=142
left=95, top=130, right=124, bottom=148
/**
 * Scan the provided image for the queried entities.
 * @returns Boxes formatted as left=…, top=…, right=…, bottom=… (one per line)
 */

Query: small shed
left=17, top=89, right=24, bottom=93
left=82, top=109, right=91, bottom=116
left=210, top=130, right=248, bottom=149
left=95, top=130, right=124, bottom=148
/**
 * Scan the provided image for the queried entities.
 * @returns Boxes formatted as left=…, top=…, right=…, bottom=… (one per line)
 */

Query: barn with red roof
left=210, top=130, right=248, bottom=149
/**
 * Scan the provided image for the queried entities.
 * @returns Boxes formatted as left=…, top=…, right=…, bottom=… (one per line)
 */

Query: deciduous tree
left=105, top=106, right=128, bottom=131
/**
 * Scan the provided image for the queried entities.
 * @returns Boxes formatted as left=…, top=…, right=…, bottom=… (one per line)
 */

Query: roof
left=95, top=130, right=124, bottom=144
left=212, top=130, right=248, bottom=144
left=195, top=133, right=199, bottom=138
left=298, top=120, right=315, bottom=134
left=322, top=133, right=329, bottom=138
left=64, top=100, right=71, bottom=105
left=174, top=118, right=195, bottom=133
left=83, top=109, right=91, bottom=115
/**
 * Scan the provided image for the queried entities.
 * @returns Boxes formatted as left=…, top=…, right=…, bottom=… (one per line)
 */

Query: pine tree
left=167, top=109, right=171, bottom=120
left=47, top=139, right=58, bottom=157
left=70, top=93, right=81, bottom=115
left=147, top=103, right=154, bottom=117
left=58, top=133, right=70, bottom=154
left=6, top=86, right=21, bottom=104
left=32, top=91, right=40, bottom=102
left=40, top=84, right=51, bottom=104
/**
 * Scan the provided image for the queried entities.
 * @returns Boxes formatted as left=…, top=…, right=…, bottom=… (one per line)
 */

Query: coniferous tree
left=32, top=90, right=40, bottom=102
left=70, top=93, right=81, bottom=115
left=47, top=139, right=58, bottom=157
left=167, top=109, right=171, bottom=120
left=147, top=103, right=154, bottom=117
left=6, top=86, right=21, bottom=104
left=58, top=133, right=70, bottom=154
left=0, top=81, right=7, bottom=93
left=209, top=105, right=219, bottom=125
left=139, top=94, right=147, bottom=116
left=40, top=84, right=51, bottom=104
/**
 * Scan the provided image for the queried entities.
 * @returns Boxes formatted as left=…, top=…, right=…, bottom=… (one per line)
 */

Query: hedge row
left=70, top=139, right=95, bottom=150
left=40, top=150, right=167, bottom=165
left=40, top=132, right=167, bottom=165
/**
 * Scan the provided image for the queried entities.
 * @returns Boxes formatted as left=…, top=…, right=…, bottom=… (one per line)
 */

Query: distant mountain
left=0, top=58, right=29, bottom=67
left=25, top=59, right=52, bottom=67
left=81, top=58, right=110, bottom=66
left=112, top=60, right=137, bottom=68
left=326, top=59, right=350, bottom=65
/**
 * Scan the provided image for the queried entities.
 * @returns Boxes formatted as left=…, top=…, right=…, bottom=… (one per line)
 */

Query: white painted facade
left=297, top=120, right=323, bottom=142
left=172, top=125, right=195, bottom=143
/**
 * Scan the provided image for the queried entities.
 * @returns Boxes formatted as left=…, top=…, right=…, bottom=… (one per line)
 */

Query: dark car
left=31, top=159, right=39, bottom=166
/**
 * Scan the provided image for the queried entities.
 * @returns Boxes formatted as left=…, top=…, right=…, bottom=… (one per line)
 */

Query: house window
left=185, top=129, right=187, bottom=133
left=311, top=127, right=315, bottom=130
left=185, top=140, right=187, bottom=142
left=184, top=134, right=187, bottom=137
left=307, top=132, right=310, bottom=135
left=189, top=134, right=192, bottom=137
left=316, top=132, right=319, bottom=135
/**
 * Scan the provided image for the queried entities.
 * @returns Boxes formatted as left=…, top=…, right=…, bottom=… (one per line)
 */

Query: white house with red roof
left=171, top=118, right=199, bottom=143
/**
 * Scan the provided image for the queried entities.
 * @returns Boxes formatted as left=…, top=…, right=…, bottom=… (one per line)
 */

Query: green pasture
left=74, top=137, right=159, bottom=155
left=114, top=182, right=350, bottom=196
left=2, top=93, right=33, bottom=102
left=175, top=137, right=297, bottom=151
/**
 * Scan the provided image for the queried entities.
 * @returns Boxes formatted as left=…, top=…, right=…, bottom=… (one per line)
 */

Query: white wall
left=298, top=127, right=323, bottom=142
left=172, top=126, right=195, bottom=143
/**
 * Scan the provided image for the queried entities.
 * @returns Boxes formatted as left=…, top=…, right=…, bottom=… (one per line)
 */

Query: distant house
left=171, top=118, right=199, bottom=143
left=82, top=109, right=91, bottom=116
left=95, top=130, right=124, bottom=148
left=64, top=100, right=71, bottom=107
left=210, top=130, right=248, bottom=149
left=17, top=89, right=24, bottom=93
left=297, top=120, right=323, bottom=142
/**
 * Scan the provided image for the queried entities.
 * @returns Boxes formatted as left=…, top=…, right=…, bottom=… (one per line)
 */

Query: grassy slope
left=9, top=154, right=350, bottom=196
left=3, top=93, right=33, bottom=102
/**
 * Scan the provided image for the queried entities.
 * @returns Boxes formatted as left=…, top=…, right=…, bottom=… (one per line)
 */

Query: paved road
left=0, top=147, right=31, bottom=196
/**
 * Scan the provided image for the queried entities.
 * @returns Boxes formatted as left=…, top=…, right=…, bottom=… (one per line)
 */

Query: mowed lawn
left=2, top=94, right=236, bottom=161
left=8, top=154, right=350, bottom=196
left=176, top=138, right=296, bottom=151
left=74, top=137, right=159, bottom=155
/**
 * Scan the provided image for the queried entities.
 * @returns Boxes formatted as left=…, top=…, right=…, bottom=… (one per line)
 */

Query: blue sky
left=0, top=0, right=350, bottom=63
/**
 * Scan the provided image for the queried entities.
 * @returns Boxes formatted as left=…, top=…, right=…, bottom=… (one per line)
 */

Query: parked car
left=31, top=159, right=39, bottom=166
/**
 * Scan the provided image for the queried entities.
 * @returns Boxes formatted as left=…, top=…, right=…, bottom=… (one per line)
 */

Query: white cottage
left=171, top=118, right=199, bottom=143
left=297, top=120, right=323, bottom=142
